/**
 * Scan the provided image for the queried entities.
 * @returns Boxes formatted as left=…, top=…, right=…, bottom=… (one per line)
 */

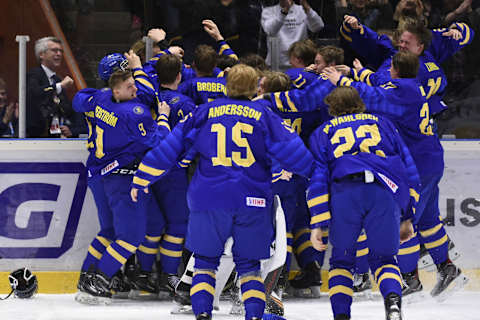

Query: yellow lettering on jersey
left=208, top=104, right=262, bottom=121
left=197, top=81, right=226, bottom=93
left=95, top=105, right=118, bottom=127
left=327, top=113, right=378, bottom=128
left=424, top=62, right=439, bottom=72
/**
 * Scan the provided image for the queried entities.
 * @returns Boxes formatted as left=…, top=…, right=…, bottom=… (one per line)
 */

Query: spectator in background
left=0, top=78, right=18, bottom=137
left=26, top=36, right=85, bottom=138
left=337, top=0, right=394, bottom=30
left=393, top=0, right=427, bottom=27
left=261, top=0, right=324, bottom=71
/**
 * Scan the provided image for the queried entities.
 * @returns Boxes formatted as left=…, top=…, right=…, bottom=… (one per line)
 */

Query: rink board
left=0, top=139, right=479, bottom=293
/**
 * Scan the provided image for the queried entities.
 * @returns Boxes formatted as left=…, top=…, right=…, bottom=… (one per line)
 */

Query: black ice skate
left=158, top=272, right=180, bottom=300
left=128, top=269, right=159, bottom=300
left=334, top=314, right=350, bottom=320
left=111, top=270, right=131, bottom=299
left=75, top=272, right=112, bottom=305
left=431, top=260, right=468, bottom=302
left=289, top=261, right=322, bottom=298
left=196, top=312, right=212, bottom=320
left=401, top=268, right=424, bottom=304
left=353, top=273, right=373, bottom=301
left=418, top=240, right=461, bottom=272
left=384, top=292, right=402, bottom=320
left=171, top=280, right=193, bottom=315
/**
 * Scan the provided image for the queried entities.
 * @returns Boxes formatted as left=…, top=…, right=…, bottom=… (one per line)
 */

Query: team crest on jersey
left=133, top=106, right=144, bottom=115
left=169, top=97, right=180, bottom=104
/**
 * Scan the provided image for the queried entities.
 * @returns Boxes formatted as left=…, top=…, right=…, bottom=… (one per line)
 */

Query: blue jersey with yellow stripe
left=178, top=76, right=227, bottom=105
left=132, top=97, right=314, bottom=212
left=73, top=67, right=158, bottom=176
left=284, top=68, right=319, bottom=90
left=340, top=21, right=474, bottom=114
left=157, top=88, right=196, bottom=128
left=268, top=74, right=336, bottom=113
left=73, top=88, right=170, bottom=177
left=307, top=113, right=420, bottom=229
left=337, top=75, right=444, bottom=179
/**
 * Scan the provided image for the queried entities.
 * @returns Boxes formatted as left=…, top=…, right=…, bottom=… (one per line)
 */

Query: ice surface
left=1, top=292, right=478, bottom=320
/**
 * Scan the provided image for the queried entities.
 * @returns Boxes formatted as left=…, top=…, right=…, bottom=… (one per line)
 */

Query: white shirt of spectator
left=261, top=3, right=324, bottom=70
left=41, top=64, right=62, bottom=95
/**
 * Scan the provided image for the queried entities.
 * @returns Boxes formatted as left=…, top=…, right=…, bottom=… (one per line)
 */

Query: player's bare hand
left=305, top=64, right=317, bottom=73
left=203, top=20, right=224, bottom=41
left=168, top=46, right=184, bottom=59
left=400, top=219, right=414, bottom=243
left=60, top=76, right=74, bottom=89
left=60, top=125, right=72, bottom=138
left=130, top=187, right=149, bottom=202
left=124, top=50, right=142, bottom=69
left=300, top=0, right=311, bottom=13
left=323, top=66, right=342, bottom=85
left=311, top=228, right=328, bottom=251
left=344, top=15, right=361, bottom=29
left=335, top=64, right=351, bottom=75
left=158, top=101, right=171, bottom=117
left=148, top=28, right=166, bottom=42
left=442, top=29, right=462, bottom=41
left=353, top=58, right=364, bottom=71
left=280, top=0, right=293, bottom=14
left=279, top=170, right=293, bottom=181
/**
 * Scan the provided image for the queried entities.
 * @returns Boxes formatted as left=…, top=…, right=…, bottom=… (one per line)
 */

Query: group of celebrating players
left=72, top=14, right=473, bottom=320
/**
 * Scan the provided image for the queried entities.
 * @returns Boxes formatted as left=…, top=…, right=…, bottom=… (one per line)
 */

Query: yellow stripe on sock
left=163, top=235, right=184, bottom=244
left=424, top=234, right=448, bottom=249
left=242, top=289, right=266, bottom=301
left=191, top=283, right=215, bottom=296
left=329, top=269, right=353, bottom=281
left=329, top=285, right=353, bottom=297
left=88, top=246, right=102, bottom=260
left=106, top=246, right=127, bottom=265
left=159, top=247, right=182, bottom=257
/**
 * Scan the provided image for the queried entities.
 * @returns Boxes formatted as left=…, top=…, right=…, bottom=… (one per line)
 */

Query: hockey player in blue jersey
left=130, top=64, right=315, bottom=320
left=323, top=50, right=469, bottom=300
left=178, top=44, right=227, bottom=104
left=73, top=55, right=171, bottom=304
left=340, top=15, right=474, bottom=115
left=73, top=52, right=163, bottom=299
left=149, top=54, right=197, bottom=297
left=308, top=86, right=420, bottom=320
left=284, top=39, right=318, bottom=90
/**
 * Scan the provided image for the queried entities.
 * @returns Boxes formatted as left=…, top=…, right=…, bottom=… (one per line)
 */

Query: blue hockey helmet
left=98, top=53, right=129, bottom=81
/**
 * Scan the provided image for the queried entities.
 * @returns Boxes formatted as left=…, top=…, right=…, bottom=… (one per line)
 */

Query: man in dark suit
left=27, top=36, right=85, bottom=138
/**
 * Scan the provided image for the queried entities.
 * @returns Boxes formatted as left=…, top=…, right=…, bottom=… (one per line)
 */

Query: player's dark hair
left=392, top=51, right=419, bottom=78
left=217, top=55, right=238, bottom=71
left=239, top=54, right=268, bottom=71
left=155, top=54, right=182, bottom=85
left=325, top=86, right=366, bottom=117
left=108, top=70, right=132, bottom=90
left=193, top=45, right=217, bottom=76
left=317, top=45, right=344, bottom=65
left=288, top=39, right=317, bottom=66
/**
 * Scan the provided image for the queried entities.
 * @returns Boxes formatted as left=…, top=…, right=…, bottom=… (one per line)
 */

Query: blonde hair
left=226, top=64, right=259, bottom=98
